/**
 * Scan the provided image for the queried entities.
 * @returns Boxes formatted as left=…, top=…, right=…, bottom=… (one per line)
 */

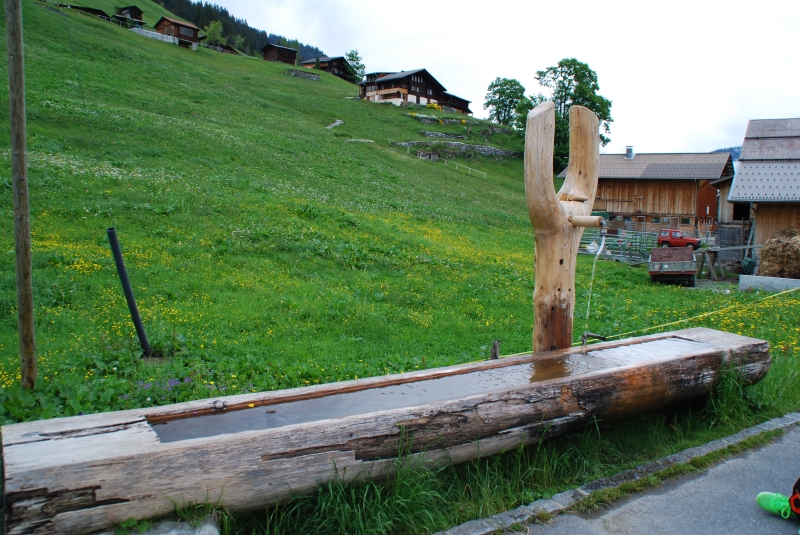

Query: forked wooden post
left=525, top=102, right=599, bottom=352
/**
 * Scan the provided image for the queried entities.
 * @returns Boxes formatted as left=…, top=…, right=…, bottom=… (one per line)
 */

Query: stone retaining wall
left=287, top=69, right=320, bottom=81
left=396, top=140, right=520, bottom=158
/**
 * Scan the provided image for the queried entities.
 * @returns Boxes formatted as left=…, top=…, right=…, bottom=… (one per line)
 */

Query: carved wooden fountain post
left=525, top=101, right=600, bottom=353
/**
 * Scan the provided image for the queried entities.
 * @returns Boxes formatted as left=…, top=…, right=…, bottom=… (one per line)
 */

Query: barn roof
left=261, top=43, right=298, bottom=53
left=442, top=92, right=471, bottom=104
left=556, top=152, right=734, bottom=181
left=55, top=4, right=110, bottom=17
left=153, top=16, right=200, bottom=30
left=374, top=69, right=447, bottom=91
left=728, top=118, right=800, bottom=202
left=300, top=56, right=343, bottom=64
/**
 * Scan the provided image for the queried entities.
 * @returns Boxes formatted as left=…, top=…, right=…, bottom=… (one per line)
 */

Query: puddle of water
left=151, top=337, right=710, bottom=443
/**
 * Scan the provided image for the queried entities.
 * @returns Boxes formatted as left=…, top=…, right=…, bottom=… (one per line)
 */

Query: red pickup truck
left=657, top=229, right=701, bottom=249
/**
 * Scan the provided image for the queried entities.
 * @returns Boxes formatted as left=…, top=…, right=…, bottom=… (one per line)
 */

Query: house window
left=427, top=89, right=434, bottom=95
left=651, top=217, right=659, bottom=223
left=681, top=218, right=691, bottom=225
left=623, top=216, right=632, bottom=222
left=179, top=26, right=193, bottom=37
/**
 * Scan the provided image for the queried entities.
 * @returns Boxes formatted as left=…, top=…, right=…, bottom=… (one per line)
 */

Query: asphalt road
left=531, top=425, right=800, bottom=535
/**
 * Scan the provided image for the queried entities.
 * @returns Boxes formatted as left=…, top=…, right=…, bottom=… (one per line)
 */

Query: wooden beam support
left=703, top=253, right=717, bottom=280
left=525, top=102, right=599, bottom=352
left=6, top=0, right=36, bottom=388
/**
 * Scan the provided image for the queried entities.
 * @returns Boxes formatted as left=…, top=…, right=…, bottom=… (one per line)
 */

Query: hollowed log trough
left=2, top=328, right=770, bottom=534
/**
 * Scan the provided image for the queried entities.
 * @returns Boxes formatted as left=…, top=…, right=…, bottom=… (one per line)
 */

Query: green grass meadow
left=1, top=2, right=799, bottom=533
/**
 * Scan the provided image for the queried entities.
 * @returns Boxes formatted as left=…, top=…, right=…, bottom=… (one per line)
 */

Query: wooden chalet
left=359, top=69, right=444, bottom=107
left=557, top=148, right=734, bottom=234
left=154, top=16, right=200, bottom=48
left=299, top=56, right=354, bottom=81
left=261, top=43, right=298, bottom=65
left=727, top=118, right=800, bottom=246
left=358, top=70, right=472, bottom=114
left=115, top=5, right=143, bottom=22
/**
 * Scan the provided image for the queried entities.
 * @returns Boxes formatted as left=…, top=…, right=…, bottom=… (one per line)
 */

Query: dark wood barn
left=440, top=92, right=473, bottom=115
left=55, top=4, right=110, bottom=18
left=299, top=56, right=354, bottom=82
left=728, top=118, right=800, bottom=246
left=261, top=43, right=298, bottom=65
left=154, top=16, right=200, bottom=48
left=558, top=149, right=734, bottom=234
left=116, top=5, right=143, bottom=22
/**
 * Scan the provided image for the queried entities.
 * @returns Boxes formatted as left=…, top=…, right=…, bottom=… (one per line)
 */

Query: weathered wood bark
left=525, top=102, right=599, bottom=352
left=6, top=0, right=36, bottom=388
left=2, top=328, right=769, bottom=535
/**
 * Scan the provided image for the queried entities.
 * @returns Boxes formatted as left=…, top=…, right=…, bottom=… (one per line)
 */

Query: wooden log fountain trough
left=2, top=328, right=770, bottom=534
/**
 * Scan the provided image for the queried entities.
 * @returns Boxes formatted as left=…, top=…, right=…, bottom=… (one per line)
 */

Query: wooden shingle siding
left=154, top=16, right=199, bottom=46
left=755, top=204, right=800, bottom=244
left=596, top=180, right=697, bottom=216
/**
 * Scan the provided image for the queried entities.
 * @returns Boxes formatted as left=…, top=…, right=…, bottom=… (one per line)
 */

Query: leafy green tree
left=483, top=77, right=526, bottom=126
left=530, top=58, right=613, bottom=172
left=314, top=56, right=321, bottom=69
left=345, top=50, right=366, bottom=82
left=203, top=20, right=225, bottom=48
left=231, top=34, right=245, bottom=51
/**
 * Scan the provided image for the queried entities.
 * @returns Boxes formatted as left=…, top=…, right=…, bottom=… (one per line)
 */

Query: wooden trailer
left=1, top=328, right=770, bottom=534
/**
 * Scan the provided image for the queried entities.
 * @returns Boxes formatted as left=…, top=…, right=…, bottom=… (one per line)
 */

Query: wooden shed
left=440, top=92, right=473, bottom=115
left=558, top=149, right=734, bottom=234
left=116, top=5, right=143, bottom=22
left=299, top=56, right=355, bottom=82
left=154, top=16, right=200, bottom=48
left=727, top=118, right=800, bottom=247
left=261, top=43, right=298, bottom=65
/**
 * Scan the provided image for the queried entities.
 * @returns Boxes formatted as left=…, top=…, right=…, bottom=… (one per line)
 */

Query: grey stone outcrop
left=287, top=69, right=320, bottom=81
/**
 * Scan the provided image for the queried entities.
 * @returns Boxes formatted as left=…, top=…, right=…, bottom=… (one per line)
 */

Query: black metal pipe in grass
left=107, top=228, right=151, bottom=357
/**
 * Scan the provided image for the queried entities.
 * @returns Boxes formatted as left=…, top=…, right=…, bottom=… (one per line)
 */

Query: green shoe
left=757, top=492, right=795, bottom=519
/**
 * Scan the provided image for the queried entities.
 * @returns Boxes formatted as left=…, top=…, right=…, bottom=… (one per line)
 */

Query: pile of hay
left=759, top=227, right=800, bottom=279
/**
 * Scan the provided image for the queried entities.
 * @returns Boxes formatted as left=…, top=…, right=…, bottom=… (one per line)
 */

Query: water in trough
left=152, top=337, right=711, bottom=443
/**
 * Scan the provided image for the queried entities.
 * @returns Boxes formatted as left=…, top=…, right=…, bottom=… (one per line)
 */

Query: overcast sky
left=217, top=0, right=800, bottom=155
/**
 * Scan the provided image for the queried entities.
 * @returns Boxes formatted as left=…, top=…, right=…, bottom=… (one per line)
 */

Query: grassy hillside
left=1, top=3, right=799, bottom=534
left=53, top=0, right=184, bottom=27
left=0, top=0, right=535, bottom=413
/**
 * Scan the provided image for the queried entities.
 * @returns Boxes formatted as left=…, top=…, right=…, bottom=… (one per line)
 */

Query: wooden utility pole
left=6, top=0, right=37, bottom=388
left=525, top=101, right=600, bottom=353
